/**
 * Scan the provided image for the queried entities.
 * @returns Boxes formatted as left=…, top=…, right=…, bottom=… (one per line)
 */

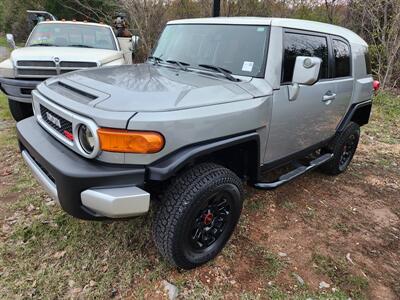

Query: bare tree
left=119, top=0, right=171, bottom=58
left=349, top=0, right=400, bottom=88
left=55, top=0, right=116, bottom=23
left=324, top=0, right=336, bottom=23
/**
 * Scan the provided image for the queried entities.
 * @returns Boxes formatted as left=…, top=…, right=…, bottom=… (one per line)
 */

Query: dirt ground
left=0, top=92, right=399, bottom=299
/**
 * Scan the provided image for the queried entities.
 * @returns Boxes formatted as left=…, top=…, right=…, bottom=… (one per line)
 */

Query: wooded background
left=0, top=0, right=399, bottom=90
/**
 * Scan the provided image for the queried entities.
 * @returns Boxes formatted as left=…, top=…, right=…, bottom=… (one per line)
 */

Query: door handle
left=322, top=92, right=336, bottom=102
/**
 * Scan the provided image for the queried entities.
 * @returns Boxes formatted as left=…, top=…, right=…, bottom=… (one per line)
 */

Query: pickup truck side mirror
left=6, top=33, right=16, bottom=49
left=289, top=56, right=322, bottom=101
left=131, top=35, right=140, bottom=52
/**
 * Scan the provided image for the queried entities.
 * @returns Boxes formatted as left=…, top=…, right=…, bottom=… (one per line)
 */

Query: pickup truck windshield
left=152, top=24, right=270, bottom=78
left=27, top=23, right=117, bottom=50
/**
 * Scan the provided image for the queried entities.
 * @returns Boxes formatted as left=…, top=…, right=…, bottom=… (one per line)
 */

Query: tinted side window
left=333, top=39, right=351, bottom=77
left=364, top=49, right=372, bottom=75
left=282, top=32, right=329, bottom=83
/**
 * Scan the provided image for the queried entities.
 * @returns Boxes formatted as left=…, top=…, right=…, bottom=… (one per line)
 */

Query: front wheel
left=8, top=99, right=33, bottom=122
left=152, top=163, right=243, bottom=269
left=320, top=122, right=360, bottom=175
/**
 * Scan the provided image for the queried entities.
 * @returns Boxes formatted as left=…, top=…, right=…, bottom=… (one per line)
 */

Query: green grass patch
left=0, top=208, right=157, bottom=298
left=281, top=200, right=297, bottom=210
left=0, top=92, right=12, bottom=121
left=249, top=244, right=285, bottom=279
left=312, top=253, right=368, bottom=299
left=267, top=285, right=350, bottom=300
left=237, top=286, right=351, bottom=300
left=0, top=35, right=8, bottom=48
left=364, top=91, right=400, bottom=144
left=373, top=91, right=400, bottom=122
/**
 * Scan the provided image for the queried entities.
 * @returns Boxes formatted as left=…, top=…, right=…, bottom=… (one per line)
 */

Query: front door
left=265, top=30, right=352, bottom=163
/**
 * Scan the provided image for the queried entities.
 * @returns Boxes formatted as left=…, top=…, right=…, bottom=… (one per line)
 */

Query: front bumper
left=17, top=117, right=150, bottom=220
left=0, top=77, right=42, bottom=103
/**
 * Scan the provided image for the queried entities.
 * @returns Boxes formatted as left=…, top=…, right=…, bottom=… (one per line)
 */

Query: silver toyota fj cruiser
left=17, top=17, right=374, bottom=269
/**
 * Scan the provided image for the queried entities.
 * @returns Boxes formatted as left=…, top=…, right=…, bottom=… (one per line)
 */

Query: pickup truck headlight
left=97, top=128, right=165, bottom=154
left=0, top=67, right=14, bottom=78
left=78, top=124, right=96, bottom=154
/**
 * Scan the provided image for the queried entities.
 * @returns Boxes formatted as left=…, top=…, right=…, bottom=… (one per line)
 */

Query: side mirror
left=6, top=33, right=16, bottom=49
left=289, top=56, right=322, bottom=101
left=131, top=35, right=140, bottom=52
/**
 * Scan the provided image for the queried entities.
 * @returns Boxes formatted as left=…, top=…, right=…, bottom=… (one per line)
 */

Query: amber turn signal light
left=98, top=128, right=164, bottom=154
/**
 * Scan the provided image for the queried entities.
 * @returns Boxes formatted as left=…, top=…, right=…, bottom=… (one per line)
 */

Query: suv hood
left=44, top=64, right=272, bottom=112
left=11, top=47, right=122, bottom=65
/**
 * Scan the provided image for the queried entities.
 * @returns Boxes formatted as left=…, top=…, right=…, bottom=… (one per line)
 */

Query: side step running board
left=253, top=153, right=334, bottom=190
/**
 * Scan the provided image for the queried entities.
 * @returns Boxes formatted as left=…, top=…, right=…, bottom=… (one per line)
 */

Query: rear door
left=329, top=37, right=353, bottom=127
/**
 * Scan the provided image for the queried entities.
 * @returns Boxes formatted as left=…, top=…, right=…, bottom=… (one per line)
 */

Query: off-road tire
left=152, top=163, right=243, bottom=269
left=320, top=121, right=360, bottom=175
left=8, top=99, right=33, bottom=122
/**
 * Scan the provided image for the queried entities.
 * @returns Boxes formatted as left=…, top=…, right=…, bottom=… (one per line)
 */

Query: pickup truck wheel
left=321, top=122, right=360, bottom=175
left=152, top=163, right=243, bottom=269
left=8, top=99, right=33, bottom=122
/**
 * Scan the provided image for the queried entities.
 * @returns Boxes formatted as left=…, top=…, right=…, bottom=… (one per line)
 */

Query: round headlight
left=78, top=124, right=95, bottom=154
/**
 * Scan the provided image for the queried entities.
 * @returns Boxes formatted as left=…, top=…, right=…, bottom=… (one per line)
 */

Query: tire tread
left=152, top=163, right=243, bottom=269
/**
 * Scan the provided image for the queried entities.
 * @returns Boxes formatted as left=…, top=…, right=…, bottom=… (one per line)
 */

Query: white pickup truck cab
left=0, top=20, right=134, bottom=121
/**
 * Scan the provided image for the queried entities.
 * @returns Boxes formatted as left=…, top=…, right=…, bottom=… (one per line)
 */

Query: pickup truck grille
left=40, top=105, right=73, bottom=137
left=17, top=61, right=55, bottom=67
left=18, top=69, right=58, bottom=76
left=60, top=62, right=97, bottom=68
left=16, top=60, right=98, bottom=78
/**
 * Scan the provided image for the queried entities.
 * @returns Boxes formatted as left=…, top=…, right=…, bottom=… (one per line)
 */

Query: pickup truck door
left=264, top=30, right=352, bottom=164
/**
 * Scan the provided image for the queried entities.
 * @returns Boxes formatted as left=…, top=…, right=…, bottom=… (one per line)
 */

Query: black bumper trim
left=17, top=117, right=146, bottom=220
left=0, top=77, right=42, bottom=101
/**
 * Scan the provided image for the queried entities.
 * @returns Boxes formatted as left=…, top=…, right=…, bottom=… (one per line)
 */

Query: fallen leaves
left=53, top=250, right=66, bottom=259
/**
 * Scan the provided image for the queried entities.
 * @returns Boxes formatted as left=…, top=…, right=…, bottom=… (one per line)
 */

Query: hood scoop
left=45, top=78, right=109, bottom=106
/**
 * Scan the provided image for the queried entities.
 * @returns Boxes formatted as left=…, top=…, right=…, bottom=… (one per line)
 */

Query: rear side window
left=282, top=32, right=329, bottom=83
left=364, top=49, right=372, bottom=75
left=332, top=39, right=351, bottom=77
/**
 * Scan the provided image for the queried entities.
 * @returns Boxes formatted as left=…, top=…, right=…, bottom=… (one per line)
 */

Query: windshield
left=27, top=23, right=117, bottom=50
left=152, top=24, right=270, bottom=78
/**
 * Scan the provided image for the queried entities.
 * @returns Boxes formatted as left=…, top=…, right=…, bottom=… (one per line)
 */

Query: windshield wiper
left=68, top=44, right=94, bottom=48
left=198, top=64, right=240, bottom=82
left=147, top=56, right=164, bottom=65
left=166, top=60, right=190, bottom=71
left=30, top=43, right=56, bottom=47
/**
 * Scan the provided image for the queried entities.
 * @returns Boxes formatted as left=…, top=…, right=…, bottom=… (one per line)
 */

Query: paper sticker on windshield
left=257, top=27, right=265, bottom=32
left=242, top=61, right=254, bottom=72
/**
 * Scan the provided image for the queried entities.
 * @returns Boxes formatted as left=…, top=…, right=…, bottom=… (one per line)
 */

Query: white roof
left=168, top=17, right=367, bottom=46
left=39, top=20, right=113, bottom=29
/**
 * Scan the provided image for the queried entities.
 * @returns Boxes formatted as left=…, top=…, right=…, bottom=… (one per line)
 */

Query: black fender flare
left=147, top=132, right=260, bottom=181
left=337, top=100, right=372, bottom=132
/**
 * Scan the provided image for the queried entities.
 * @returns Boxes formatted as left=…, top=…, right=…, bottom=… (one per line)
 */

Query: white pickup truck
left=0, top=20, right=136, bottom=121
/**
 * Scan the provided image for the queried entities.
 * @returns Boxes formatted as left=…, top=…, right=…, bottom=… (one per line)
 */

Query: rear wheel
left=152, top=163, right=243, bottom=269
left=320, top=122, right=360, bottom=175
left=8, top=99, right=33, bottom=121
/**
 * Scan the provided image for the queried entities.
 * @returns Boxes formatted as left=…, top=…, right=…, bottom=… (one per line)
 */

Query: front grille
left=60, top=61, right=97, bottom=68
left=16, top=60, right=97, bottom=78
left=60, top=70, right=75, bottom=74
left=18, top=69, right=58, bottom=76
left=40, top=105, right=73, bottom=136
left=17, top=61, right=55, bottom=67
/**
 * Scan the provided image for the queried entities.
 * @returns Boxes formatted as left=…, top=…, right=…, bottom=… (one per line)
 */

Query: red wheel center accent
left=203, top=212, right=214, bottom=225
